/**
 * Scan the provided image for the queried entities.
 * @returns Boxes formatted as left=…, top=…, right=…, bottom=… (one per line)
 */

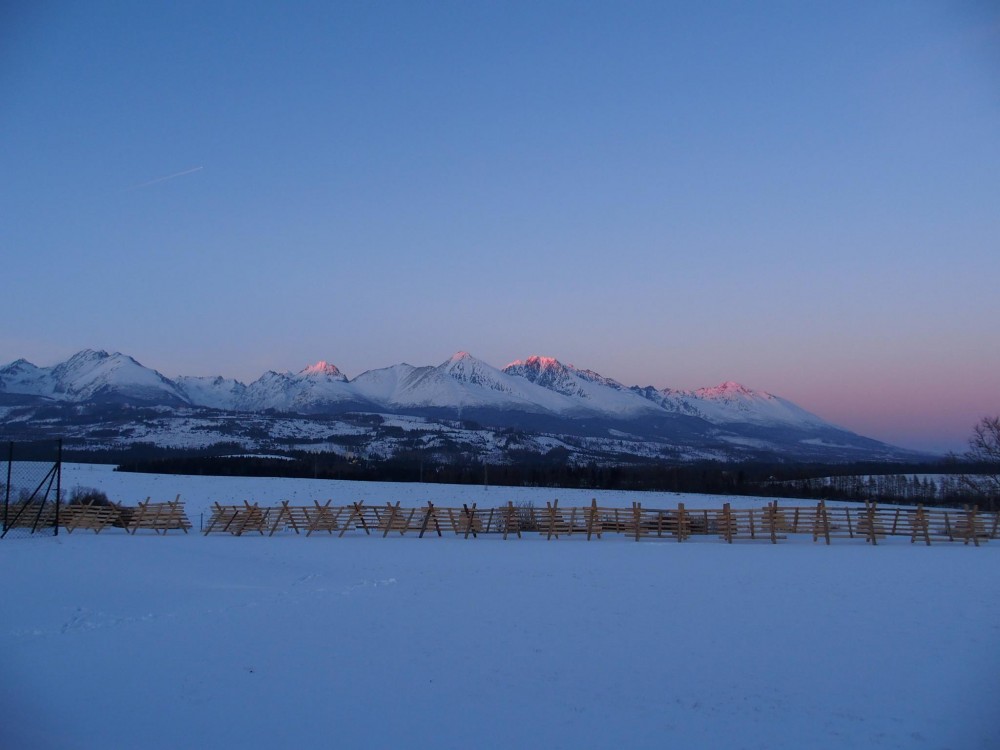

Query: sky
left=2, top=1, right=998, bottom=453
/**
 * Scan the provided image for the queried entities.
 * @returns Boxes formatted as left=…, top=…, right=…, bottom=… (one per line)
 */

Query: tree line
left=114, top=451, right=993, bottom=508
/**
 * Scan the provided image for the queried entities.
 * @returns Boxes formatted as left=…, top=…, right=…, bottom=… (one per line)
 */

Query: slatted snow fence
left=202, top=499, right=998, bottom=546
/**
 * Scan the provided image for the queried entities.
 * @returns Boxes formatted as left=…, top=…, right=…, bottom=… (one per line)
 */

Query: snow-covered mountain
left=237, top=362, right=370, bottom=414
left=688, top=381, right=827, bottom=427
left=631, top=380, right=829, bottom=428
left=1, top=349, right=187, bottom=406
left=174, top=361, right=369, bottom=414
left=385, top=352, right=569, bottom=413
left=0, top=348, right=910, bottom=461
left=0, top=359, right=50, bottom=398
left=503, top=355, right=664, bottom=418
left=0, top=348, right=833, bottom=426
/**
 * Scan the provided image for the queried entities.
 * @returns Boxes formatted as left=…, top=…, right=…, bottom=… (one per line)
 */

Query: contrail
left=126, top=165, right=204, bottom=191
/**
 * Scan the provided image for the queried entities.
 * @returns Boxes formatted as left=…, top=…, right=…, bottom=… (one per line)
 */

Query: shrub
left=69, top=486, right=112, bottom=506
left=515, top=500, right=537, bottom=531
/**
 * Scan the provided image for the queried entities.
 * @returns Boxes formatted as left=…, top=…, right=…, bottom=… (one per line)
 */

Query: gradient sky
left=2, top=1, right=998, bottom=453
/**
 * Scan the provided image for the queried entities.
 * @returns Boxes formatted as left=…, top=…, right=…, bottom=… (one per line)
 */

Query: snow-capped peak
left=439, top=351, right=493, bottom=377
left=513, top=355, right=563, bottom=370
left=506, top=355, right=628, bottom=389
left=439, top=352, right=508, bottom=386
left=0, top=358, right=47, bottom=395
left=383, top=351, right=561, bottom=411
left=17, top=349, right=191, bottom=405
left=504, top=355, right=574, bottom=387
left=299, top=361, right=347, bottom=381
left=680, top=381, right=827, bottom=427
left=2, top=357, right=37, bottom=371
left=0, top=358, right=42, bottom=378
left=695, top=381, right=762, bottom=400
left=503, top=355, right=660, bottom=416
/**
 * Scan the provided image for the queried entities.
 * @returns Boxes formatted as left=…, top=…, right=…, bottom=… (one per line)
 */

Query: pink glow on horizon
left=785, top=387, right=993, bottom=454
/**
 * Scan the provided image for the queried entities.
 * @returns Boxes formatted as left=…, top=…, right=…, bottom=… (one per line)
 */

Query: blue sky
left=2, top=1, right=998, bottom=452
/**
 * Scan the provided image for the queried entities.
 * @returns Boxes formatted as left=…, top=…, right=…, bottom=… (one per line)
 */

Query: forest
left=112, top=450, right=995, bottom=509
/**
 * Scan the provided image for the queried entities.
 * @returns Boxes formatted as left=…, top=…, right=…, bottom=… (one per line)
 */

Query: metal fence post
left=54, top=439, right=62, bottom=536
left=3, top=442, right=12, bottom=533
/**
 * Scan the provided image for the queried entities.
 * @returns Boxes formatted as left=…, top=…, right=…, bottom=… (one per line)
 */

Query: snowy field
left=3, top=464, right=998, bottom=749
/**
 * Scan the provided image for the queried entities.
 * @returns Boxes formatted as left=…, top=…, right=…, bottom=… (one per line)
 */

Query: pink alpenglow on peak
left=299, top=361, right=347, bottom=381
left=502, top=355, right=655, bottom=414
left=439, top=352, right=497, bottom=378
left=695, top=382, right=768, bottom=400
left=520, top=355, right=563, bottom=370
left=505, top=356, right=627, bottom=389
left=504, top=355, right=579, bottom=378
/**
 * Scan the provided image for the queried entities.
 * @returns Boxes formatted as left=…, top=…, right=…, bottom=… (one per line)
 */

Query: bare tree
left=960, top=416, right=1000, bottom=511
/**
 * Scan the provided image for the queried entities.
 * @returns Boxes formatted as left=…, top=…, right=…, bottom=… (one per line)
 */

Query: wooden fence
left=202, top=499, right=998, bottom=546
left=13, top=495, right=995, bottom=545
left=54, top=496, right=191, bottom=535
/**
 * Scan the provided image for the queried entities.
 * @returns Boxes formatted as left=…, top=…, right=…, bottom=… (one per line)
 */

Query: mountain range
left=0, top=349, right=919, bottom=463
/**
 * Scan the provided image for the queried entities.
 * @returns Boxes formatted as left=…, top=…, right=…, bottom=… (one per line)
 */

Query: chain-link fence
left=1, top=441, right=62, bottom=539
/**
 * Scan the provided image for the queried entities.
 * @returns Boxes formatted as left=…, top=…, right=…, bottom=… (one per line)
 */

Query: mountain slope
left=350, top=363, right=420, bottom=403
left=631, top=381, right=830, bottom=428
left=690, top=381, right=828, bottom=427
left=175, top=375, right=247, bottom=411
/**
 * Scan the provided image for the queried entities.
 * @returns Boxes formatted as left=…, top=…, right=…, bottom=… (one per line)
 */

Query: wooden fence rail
left=11, top=494, right=996, bottom=546
left=23, top=496, right=996, bottom=546
left=200, top=500, right=997, bottom=545
left=8, top=496, right=192, bottom=535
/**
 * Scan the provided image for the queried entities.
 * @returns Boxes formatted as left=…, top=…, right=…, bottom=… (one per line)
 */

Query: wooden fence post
left=586, top=499, right=597, bottom=541
left=544, top=499, right=557, bottom=541
left=964, top=505, right=979, bottom=547
left=462, top=503, right=478, bottom=539
left=503, top=501, right=520, bottom=540
left=419, top=501, right=439, bottom=538
left=912, top=505, right=930, bottom=545
left=813, top=501, right=830, bottom=545
left=382, top=501, right=399, bottom=538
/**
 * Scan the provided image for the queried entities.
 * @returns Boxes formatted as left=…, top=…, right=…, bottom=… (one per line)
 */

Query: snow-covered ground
left=3, top=465, right=998, bottom=749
